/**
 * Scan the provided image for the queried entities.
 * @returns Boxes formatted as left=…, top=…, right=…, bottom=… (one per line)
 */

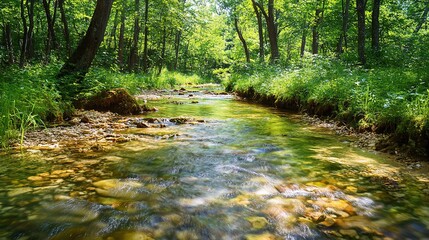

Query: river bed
left=1, top=89, right=429, bottom=239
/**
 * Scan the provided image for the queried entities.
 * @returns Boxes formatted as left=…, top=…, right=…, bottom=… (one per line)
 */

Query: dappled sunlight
left=1, top=93, right=428, bottom=239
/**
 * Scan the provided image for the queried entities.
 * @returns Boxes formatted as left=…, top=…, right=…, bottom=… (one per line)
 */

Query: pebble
left=246, top=216, right=269, bottom=229
left=339, top=229, right=358, bottom=238
left=27, top=176, right=44, bottom=181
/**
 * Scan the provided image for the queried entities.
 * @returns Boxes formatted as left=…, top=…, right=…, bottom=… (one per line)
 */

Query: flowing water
left=1, top=90, right=429, bottom=240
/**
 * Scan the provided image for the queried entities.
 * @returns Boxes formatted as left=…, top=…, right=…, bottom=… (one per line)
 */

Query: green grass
left=224, top=56, right=429, bottom=152
left=0, top=65, right=214, bottom=148
left=0, top=64, right=62, bottom=147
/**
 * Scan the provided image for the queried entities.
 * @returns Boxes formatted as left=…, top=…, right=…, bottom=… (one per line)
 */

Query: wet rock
left=246, top=216, right=269, bottom=229
left=339, top=229, right=358, bottom=238
left=345, top=186, right=358, bottom=193
left=230, top=195, right=251, bottom=205
left=8, top=187, right=33, bottom=197
left=27, top=176, right=44, bottom=181
left=306, top=211, right=326, bottom=223
left=319, top=216, right=336, bottom=227
left=176, top=230, right=198, bottom=240
left=108, top=231, right=154, bottom=240
left=81, top=116, right=91, bottom=123
left=142, top=105, right=158, bottom=112
left=135, top=121, right=150, bottom=128
left=93, top=179, right=145, bottom=199
left=245, top=232, right=278, bottom=240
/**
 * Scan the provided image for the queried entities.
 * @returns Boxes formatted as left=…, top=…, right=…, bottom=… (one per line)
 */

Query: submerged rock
left=246, top=216, right=269, bottom=229
left=93, top=179, right=145, bottom=199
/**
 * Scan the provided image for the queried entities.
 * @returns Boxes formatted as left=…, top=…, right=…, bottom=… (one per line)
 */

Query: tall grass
left=225, top=56, right=429, bottom=151
left=0, top=64, right=62, bottom=147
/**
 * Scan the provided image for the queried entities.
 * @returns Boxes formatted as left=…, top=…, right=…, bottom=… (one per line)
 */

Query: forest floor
left=13, top=88, right=428, bottom=174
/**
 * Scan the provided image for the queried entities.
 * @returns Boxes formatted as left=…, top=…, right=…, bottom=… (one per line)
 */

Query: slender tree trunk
left=312, top=8, right=321, bottom=54
left=234, top=17, right=250, bottom=63
left=356, top=0, right=366, bottom=65
left=58, top=0, right=71, bottom=57
left=26, top=0, right=35, bottom=60
left=58, top=0, right=114, bottom=80
left=142, top=0, right=149, bottom=72
left=414, top=5, right=429, bottom=34
left=252, top=1, right=264, bottom=62
left=110, top=9, right=119, bottom=50
left=371, top=0, right=381, bottom=54
left=174, top=30, right=181, bottom=70
left=118, top=6, right=126, bottom=69
left=254, top=0, right=279, bottom=63
left=300, top=24, right=307, bottom=57
left=42, top=0, right=57, bottom=60
left=158, top=26, right=166, bottom=75
left=19, top=0, right=28, bottom=68
left=129, top=0, right=140, bottom=72
left=337, top=0, right=350, bottom=55
left=4, top=23, right=14, bottom=64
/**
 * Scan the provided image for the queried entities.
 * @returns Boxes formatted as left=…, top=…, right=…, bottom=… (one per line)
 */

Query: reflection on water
left=1, top=92, right=429, bottom=239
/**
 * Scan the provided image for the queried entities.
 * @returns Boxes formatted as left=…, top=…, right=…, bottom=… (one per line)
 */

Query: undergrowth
left=224, top=56, right=429, bottom=154
left=1, top=65, right=212, bottom=147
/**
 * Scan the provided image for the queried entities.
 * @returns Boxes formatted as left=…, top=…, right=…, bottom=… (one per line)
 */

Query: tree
left=251, top=1, right=265, bottom=62
left=128, top=0, right=140, bottom=72
left=57, top=0, right=114, bottom=86
left=253, top=0, right=280, bottom=62
left=337, top=0, right=350, bottom=55
left=234, top=16, right=250, bottom=63
left=356, top=0, right=366, bottom=65
left=371, top=0, right=381, bottom=54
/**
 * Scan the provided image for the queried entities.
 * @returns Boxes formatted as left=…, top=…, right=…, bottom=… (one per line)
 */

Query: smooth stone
left=230, top=195, right=251, bottom=205
left=245, top=232, right=278, bottom=240
left=8, top=187, right=33, bottom=197
left=246, top=216, right=269, bottom=229
left=319, top=216, right=336, bottom=227
left=339, top=229, right=358, bottom=238
left=345, top=186, right=358, bottom=193
left=27, top=176, right=44, bottom=181
left=176, top=230, right=198, bottom=240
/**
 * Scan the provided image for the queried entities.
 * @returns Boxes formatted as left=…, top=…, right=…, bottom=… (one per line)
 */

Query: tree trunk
left=26, top=0, right=35, bottom=60
left=414, top=5, right=429, bottom=34
left=234, top=17, right=250, bottom=63
left=4, top=23, right=14, bottom=64
left=58, top=0, right=71, bottom=57
left=371, top=0, right=381, bottom=54
left=173, top=30, right=181, bottom=70
left=128, top=0, right=140, bottom=72
left=337, top=0, right=350, bottom=55
left=42, top=0, right=57, bottom=60
left=118, top=6, right=126, bottom=69
left=254, top=0, right=279, bottom=63
left=58, top=0, right=114, bottom=80
left=142, top=0, right=149, bottom=72
left=109, top=9, right=119, bottom=50
left=356, top=0, right=366, bottom=65
left=312, top=8, right=322, bottom=54
left=252, top=1, right=264, bottom=62
left=300, top=23, right=307, bottom=57
left=19, top=0, right=28, bottom=68
left=158, top=26, right=166, bottom=75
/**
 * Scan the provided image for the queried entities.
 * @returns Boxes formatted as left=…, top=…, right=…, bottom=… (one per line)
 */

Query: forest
left=0, top=0, right=428, bottom=155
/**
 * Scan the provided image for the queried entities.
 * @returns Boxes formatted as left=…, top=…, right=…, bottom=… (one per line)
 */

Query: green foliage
left=225, top=56, right=429, bottom=141
left=0, top=65, right=62, bottom=147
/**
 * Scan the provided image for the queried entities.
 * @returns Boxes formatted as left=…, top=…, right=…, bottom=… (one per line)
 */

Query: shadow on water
left=1, top=93, right=429, bottom=239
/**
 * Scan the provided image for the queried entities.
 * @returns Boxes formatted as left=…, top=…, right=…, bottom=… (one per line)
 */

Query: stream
left=1, top=89, right=429, bottom=239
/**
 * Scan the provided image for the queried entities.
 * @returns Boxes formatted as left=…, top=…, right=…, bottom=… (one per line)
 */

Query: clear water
left=1, top=92, right=428, bottom=240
